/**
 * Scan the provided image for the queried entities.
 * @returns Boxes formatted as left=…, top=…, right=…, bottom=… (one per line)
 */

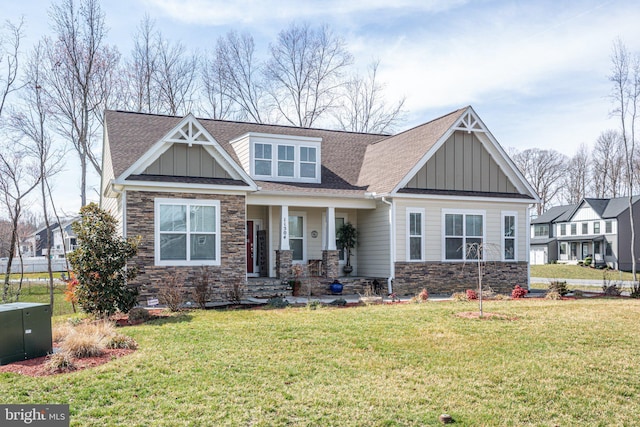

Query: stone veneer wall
left=275, top=250, right=292, bottom=279
left=126, top=190, right=247, bottom=303
left=322, top=250, right=339, bottom=278
left=393, top=261, right=528, bottom=296
left=299, top=276, right=387, bottom=296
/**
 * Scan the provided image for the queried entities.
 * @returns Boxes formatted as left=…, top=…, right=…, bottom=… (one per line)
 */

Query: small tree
left=68, top=203, right=140, bottom=317
left=336, top=222, right=358, bottom=269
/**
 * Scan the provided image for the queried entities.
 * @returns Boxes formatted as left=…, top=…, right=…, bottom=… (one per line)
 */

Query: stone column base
left=322, top=250, right=339, bottom=279
left=275, top=250, right=293, bottom=280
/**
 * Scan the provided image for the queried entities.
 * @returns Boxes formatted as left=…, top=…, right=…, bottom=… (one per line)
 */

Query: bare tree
left=335, top=60, right=406, bottom=133
left=211, top=31, right=267, bottom=123
left=265, top=23, right=353, bottom=127
left=10, top=42, right=65, bottom=308
left=125, top=15, right=160, bottom=114
left=154, top=33, right=198, bottom=116
left=512, top=148, right=568, bottom=215
left=0, top=19, right=24, bottom=118
left=563, top=143, right=590, bottom=204
left=609, top=39, right=640, bottom=281
left=43, top=0, right=119, bottom=206
left=201, top=47, right=236, bottom=120
left=591, top=130, right=625, bottom=198
left=0, top=147, right=40, bottom=302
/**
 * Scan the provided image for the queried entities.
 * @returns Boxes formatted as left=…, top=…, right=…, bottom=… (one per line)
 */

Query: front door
left=582, top=242, right=590, bottom=259
left=246, top=221, right=254, bottom=274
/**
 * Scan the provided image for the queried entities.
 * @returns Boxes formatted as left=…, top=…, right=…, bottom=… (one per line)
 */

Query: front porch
left=246, top=276, right=386, bottom=299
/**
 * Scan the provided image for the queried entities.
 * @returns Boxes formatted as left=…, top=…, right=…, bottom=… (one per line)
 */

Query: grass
left=2, top=300, right=640, bottom=426
left=530, top=263, right=636, bottom=281
left=3, top=283, right=75, bottom=316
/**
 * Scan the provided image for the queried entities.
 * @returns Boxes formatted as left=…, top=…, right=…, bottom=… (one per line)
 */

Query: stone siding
left=126, top=190, right=247, bottom=303
left=322, top=250, right=339, bottom=278
left=275, top=250, right=293, bottom=279
left=393, top=261, right=528, bottom=296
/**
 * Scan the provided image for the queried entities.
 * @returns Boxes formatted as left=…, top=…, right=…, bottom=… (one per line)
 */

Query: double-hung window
left=502, top=212, right=517, bottom=261
left=444, top=211, right=484, bottom=260
left=278, top=145, right=295, bottom=177
left=560, top=224, right=566, bottom=236
left=254, top=143, right=272, bottom=176
left=605, top=221, right=612, bottom=233
left=582, top=222, right=588, bottom=234
left=289, top=214, right=305, bottom=261
left=594, top=221, right=600, bottom=234
left=155, top=199, right=220, bottom=266
left=407, top=208, right=424, bottom=261
left=300, top=147, right=317, bottom=178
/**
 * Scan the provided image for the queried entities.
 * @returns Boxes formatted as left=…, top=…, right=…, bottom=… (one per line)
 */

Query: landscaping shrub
left=548, top=280, right=569, bottom=296
left=466, top=289, right=478, bottom=300
left=418, top=288, right=429, bottom=302
left=128, top=307, right=151, bottom=323
left=307, top=300, right=322, bottom=310
left=451, top=292, right=468, bottom=302
left=545, top=291, right=562, bottom=300
left=68, top=203, right=140, bottom=317
left=511, top=285, right=528, bottom=299
left=630, top=283, right=640, bottom=299
left=192, top=267, right=213, bottom=309
left=328, top=298, right=347, bottom=306
left=45, top=352, right=76, bottom=373
left=481, top=286, right=496, bottom=299
left=602, top=283, right=622, bottom=296
left=106, top=334, right=138, bottom=350
left=225, top=280, right=245, bottom=304
left=61, top=332, right=105, bottom=358
left=583, top=257, right=592, bottom=267
left=159, top=274, right=187, bottom=312
left=573, top=289, right=584, bottom=298
left=266, top=297, right=290, bottom=308
left=493, top=294, right=509, bottom=300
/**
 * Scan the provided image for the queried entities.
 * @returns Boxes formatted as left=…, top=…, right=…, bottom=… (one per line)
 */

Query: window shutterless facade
left=571, top=224, right=577, bottom=235
left=582, top=222, right=588, bottom=234
left=560, top=224, right=566, bottom=236
left=155, top=199, right=220, bottom=266
left=407, top=208, right=425, bottom=261
left=250, top=138, right=320, bottom=183
left=443, top=210, right=484, bottom=261
left=534, top=224, right=549, bottom=237
left=605, top=221, right=612, bottom=233
left=593, top=221, right=600, bottom=234
left=288, top=213, right=305, bottom=262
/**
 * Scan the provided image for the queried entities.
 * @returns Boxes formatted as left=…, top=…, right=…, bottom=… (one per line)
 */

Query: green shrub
left=128, top=307, right=150, bottom=323
left=631, top=283, right=640, bottom=299
left=68, top=203, right=140, bottom=317
left=583, top=257, right=592, bottom=267
left=307, top=300, right=322, bottom=310
left=548, top=280, right=569, bottom=296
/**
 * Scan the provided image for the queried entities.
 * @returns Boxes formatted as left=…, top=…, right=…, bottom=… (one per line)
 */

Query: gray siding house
left=100, top=106, right=539, bottom=302
left=530, top=196, right=640, bottom=270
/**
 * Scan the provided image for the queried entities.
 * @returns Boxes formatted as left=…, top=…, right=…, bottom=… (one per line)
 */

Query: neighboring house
left=29, top=217, right=79, bottom=258
left=529, top=196, right=640, bottom=270
left=100, top=106, right=539, bottom=301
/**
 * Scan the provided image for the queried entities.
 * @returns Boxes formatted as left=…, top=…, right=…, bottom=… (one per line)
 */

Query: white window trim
left=502, top=211, right=518, bottom=262
left=154, top=198, right=221, bottom=266
left=289, top=211, right=307, bottom=264
left=277, top=144, right=295, bottom=178
left=406, top=208, right=425, bottom=262
left=249, top=138, right=321, bottom=184
left=441, top=209, right=486, bottom=262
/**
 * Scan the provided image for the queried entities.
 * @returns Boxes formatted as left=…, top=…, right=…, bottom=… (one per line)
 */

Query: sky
left=3, top=0, right=640, bottom=216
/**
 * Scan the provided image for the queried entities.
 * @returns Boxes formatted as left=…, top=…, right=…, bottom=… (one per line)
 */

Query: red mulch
left=455, top=311, right=518, bottom=320
left=0, top=348, right=135, bottom=377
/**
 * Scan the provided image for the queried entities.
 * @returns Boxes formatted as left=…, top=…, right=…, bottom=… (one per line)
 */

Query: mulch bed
left=0, top=348, right=135, bottom=377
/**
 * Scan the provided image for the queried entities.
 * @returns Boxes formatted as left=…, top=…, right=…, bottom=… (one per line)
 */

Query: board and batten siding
left=405, top=131, right=518, bottom=194
left=572, top=205, right=599, bottom=221
left=357, top=201, right=391, bottom=277
left=143, top=144, right=232, bottom=178
left=394, top=198, right=529, bottom=262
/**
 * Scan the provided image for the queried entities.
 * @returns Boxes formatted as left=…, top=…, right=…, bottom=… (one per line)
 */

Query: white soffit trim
left=393, top=193, right=535, bottom=204
left=117, top=113, right=258, bottom=191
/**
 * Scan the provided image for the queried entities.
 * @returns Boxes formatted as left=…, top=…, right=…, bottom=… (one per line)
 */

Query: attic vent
left=454, top=111, right=486, bottom=133
left=167, top=120, right=209, bottom=147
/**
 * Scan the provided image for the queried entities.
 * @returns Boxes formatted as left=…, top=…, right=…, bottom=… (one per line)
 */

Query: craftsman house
left=530, top=196, right=640, bottom=270
left=100, top=106, right=539, bottom=301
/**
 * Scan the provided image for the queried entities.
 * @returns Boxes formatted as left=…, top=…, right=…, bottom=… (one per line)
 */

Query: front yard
left=1, top=299, right=639, bottom=426
left=530, top=263, right=636, bottom=281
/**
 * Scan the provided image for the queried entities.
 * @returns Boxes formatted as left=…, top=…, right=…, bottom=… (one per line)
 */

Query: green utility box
left=0, top=302, right=52, bottom=365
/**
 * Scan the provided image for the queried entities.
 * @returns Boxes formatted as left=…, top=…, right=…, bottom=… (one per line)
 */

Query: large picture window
left=502, top=212, right=517, bottom=261
left=155, top=199, right=220, bottom=266
left=407, top=208, right=424, bottom=261
left=444, top=211, right=484, bottom=260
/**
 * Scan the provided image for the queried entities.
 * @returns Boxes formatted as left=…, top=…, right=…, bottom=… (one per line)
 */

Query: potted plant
left=336, top=222, right=358, bottom=275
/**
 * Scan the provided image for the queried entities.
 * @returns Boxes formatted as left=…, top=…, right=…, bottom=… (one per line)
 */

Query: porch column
left=323, top=207, right=339, bottom=278
left=280, top=205, right=289, bottom=250
left=276, top=205, right=292, bottom=279
left=325, top=207, right=336, bottom=250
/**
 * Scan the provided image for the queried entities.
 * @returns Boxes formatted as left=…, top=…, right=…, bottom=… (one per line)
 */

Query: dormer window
left=233, top=132, right=321, bottom=183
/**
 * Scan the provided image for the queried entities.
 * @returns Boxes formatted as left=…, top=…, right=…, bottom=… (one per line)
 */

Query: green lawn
left=4, top=283, right=75, bottom=316
left=2, top=300, right=640, bottom=426
left=530, top=263, right=636, bottom=281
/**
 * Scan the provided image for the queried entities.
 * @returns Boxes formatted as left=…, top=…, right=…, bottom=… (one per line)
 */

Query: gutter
left=380, top=196, right=395, bottom=295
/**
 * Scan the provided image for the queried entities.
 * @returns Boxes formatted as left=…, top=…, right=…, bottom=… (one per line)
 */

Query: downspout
left=381, top=196, right=395, bottom=295
left=526, top=205, right=532, bottom=290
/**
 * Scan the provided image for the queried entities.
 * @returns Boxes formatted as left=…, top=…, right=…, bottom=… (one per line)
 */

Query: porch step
left=246, top=281, right=292, bottom=299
